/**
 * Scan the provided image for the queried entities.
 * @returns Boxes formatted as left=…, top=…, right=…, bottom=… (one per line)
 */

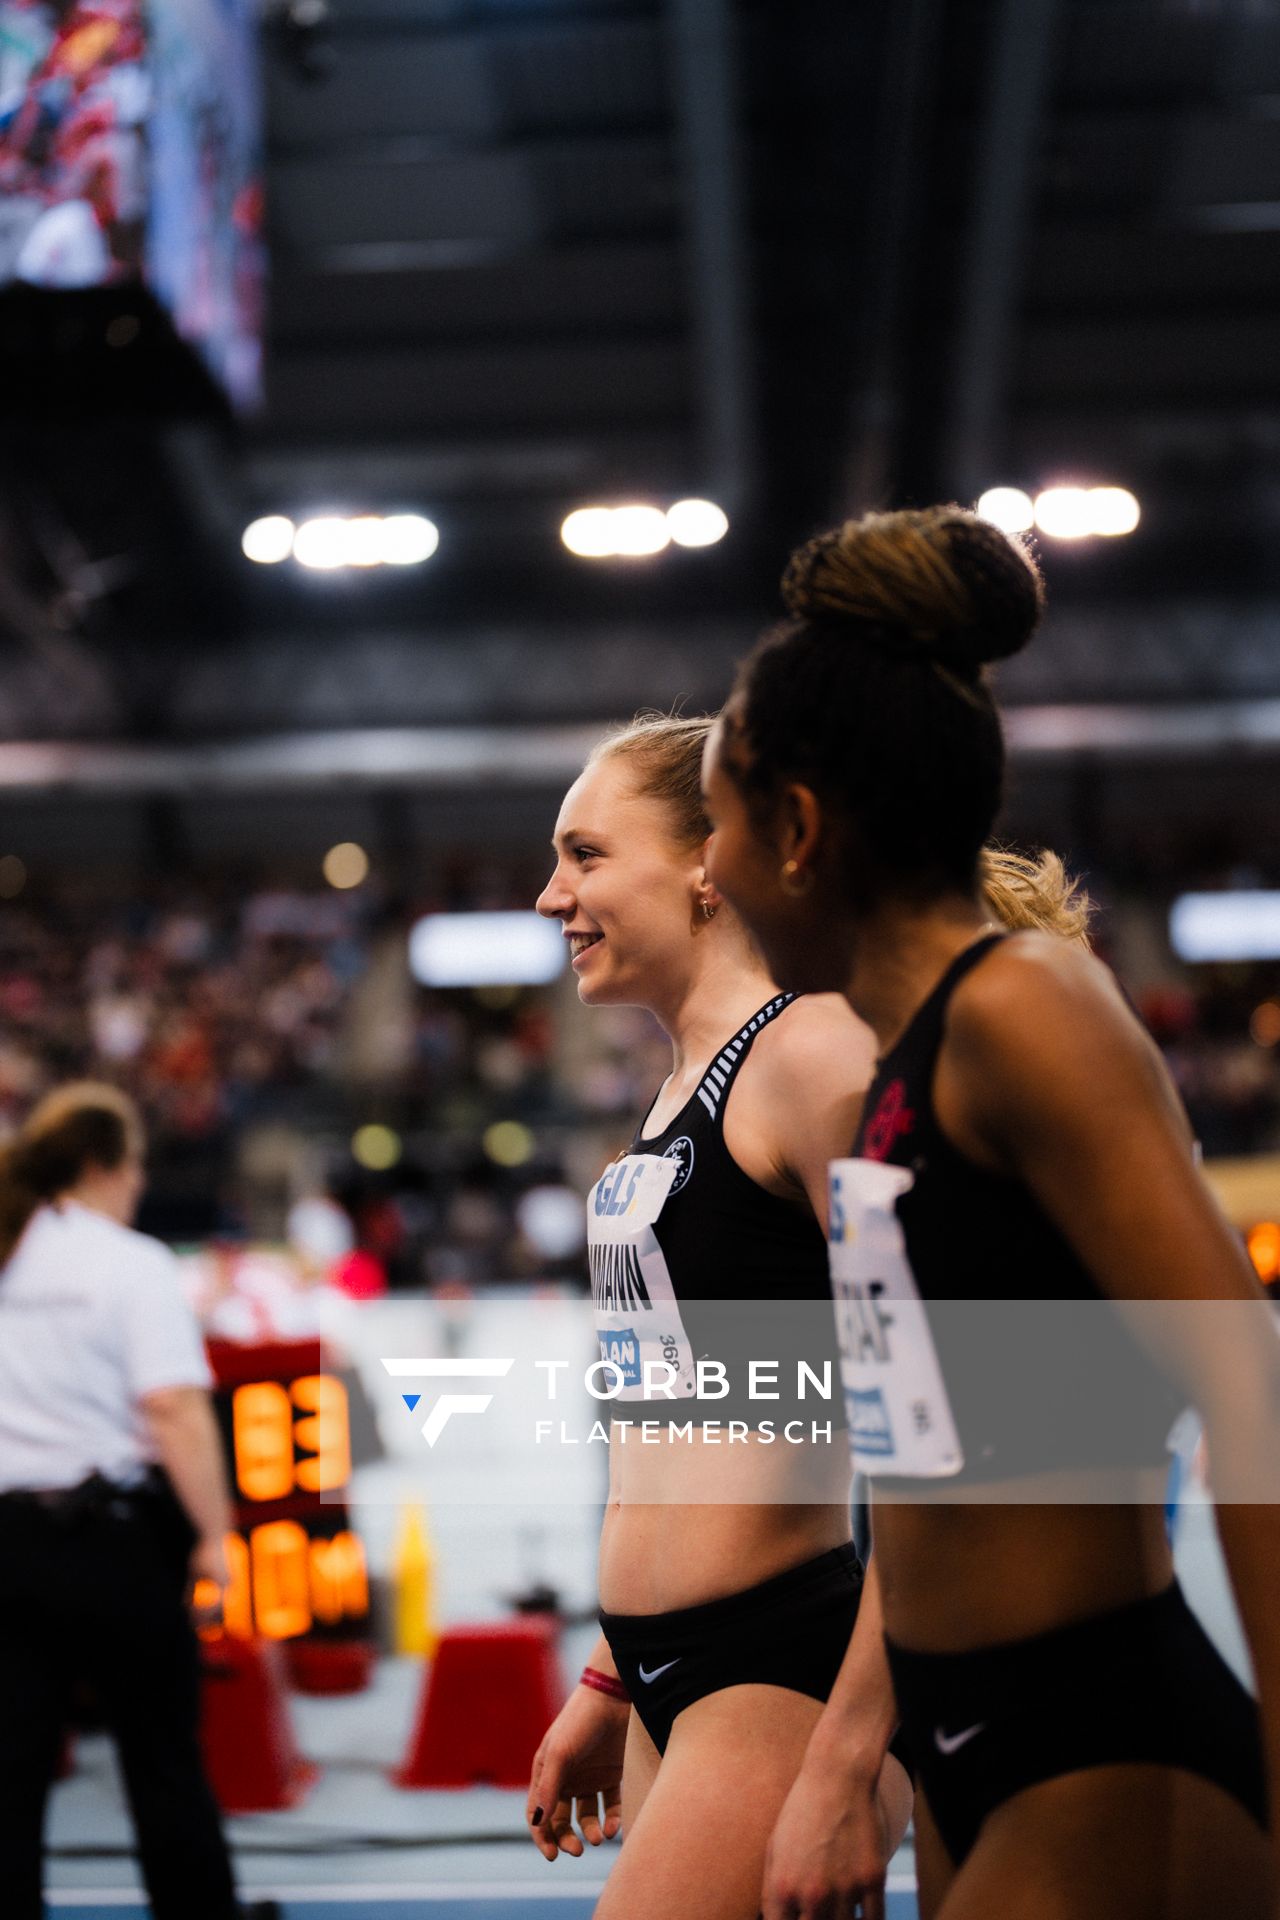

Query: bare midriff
left=872, top=1468, right=1176, bottom=1652
left=598, top=1423, right=853, bottom=1615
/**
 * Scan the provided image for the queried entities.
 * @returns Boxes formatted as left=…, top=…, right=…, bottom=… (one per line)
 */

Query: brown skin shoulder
left=932, top=930, right=1259, bottom=1328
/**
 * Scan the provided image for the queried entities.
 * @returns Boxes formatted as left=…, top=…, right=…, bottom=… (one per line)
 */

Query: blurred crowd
left=0, top=879, right=667, bottom=1284
left=0, top=873, right=1273, bottom=1287
left=1139, top=973, right=1280, bottom=1159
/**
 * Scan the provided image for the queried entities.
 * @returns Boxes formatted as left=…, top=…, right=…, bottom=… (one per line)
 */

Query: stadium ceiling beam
left=941, top=0, right=1061, bottom=502
left=0, top=706, right=1279, bottom=795
left=667, top=0, right=755, bottom=515
left=265, top=0, right=655, bottom=45
left=840, top=0, right=947, bottom=510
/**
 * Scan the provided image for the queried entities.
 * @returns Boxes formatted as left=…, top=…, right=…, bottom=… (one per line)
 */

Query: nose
left=536, top=863, right=573, bottom=919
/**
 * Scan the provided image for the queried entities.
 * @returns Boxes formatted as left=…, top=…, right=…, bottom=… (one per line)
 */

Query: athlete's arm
left=738, top=998, right=911, bottom=1917
left=526, top=1632, right=627, bottom=1861
left=763, top=1553, right=912, bottom=1920
left=942, top=934, right=1280, bottom=1832
left=528, top=1413, right=629, bottom=1858
left=733, top=992, right=877, bottom=1222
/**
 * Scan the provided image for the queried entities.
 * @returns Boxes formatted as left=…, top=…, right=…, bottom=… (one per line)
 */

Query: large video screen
left=0, top=0, right=264, bottom=408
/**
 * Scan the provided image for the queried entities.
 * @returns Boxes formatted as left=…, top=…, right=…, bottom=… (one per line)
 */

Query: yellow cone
left=393, top=1501, right=438, bottom=1657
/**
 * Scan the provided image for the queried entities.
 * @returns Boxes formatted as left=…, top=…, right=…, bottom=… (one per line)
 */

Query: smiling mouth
left=568, top=932, right=603, bottom=960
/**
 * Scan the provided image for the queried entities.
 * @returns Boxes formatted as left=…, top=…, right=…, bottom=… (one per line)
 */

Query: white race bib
left=587, top=1154, right=697, bottom=1401
left=828, top=1157, right=964, bottom=1477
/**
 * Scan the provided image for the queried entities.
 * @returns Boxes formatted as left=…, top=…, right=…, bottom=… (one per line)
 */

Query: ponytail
left=980, top=846, right=1092, bottom=945
left=0, top=1083, right=143, bottom=1266
left=0, top=1137, right=50, bottom=1268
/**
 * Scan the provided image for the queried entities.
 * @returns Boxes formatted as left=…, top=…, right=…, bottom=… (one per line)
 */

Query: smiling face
left=701, top=713, right=853, bottom=995
left=536, top=753, right=711, bottom=1008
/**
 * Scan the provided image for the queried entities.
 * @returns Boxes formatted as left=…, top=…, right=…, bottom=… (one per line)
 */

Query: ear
left=776, top=782, right=824, bottom=868
left=695, top=840, right=724, bottom=912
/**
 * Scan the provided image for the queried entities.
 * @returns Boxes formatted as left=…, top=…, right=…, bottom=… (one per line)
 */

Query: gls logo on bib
left=587, top=1153, right=696, bottom=1399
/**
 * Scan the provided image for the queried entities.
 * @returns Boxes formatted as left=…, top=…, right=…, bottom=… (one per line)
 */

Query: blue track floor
left=52, top=1893, right=920, bottom=1918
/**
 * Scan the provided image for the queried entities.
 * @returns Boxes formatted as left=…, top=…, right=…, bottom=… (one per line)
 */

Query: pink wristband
left=580, top=1665, right=630, bottom=1703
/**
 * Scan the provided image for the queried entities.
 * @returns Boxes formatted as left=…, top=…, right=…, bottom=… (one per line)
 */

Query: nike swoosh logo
left=637, top=1659, right=680, bottom=1684
left=934, top=1722, right=985, bottom=1756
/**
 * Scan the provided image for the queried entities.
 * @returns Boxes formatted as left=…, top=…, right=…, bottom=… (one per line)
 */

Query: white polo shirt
left=0, top=1201, right=212, bottom=1493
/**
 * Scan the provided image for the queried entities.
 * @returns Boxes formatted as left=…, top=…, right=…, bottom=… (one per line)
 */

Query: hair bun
left=781, top=506, right=1045, bottom=671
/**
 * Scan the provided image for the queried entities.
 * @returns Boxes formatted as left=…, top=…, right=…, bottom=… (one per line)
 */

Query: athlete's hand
left=527, top=1684, right=627, bottom=1861
left=762, top=1759, right=892, bottom=1920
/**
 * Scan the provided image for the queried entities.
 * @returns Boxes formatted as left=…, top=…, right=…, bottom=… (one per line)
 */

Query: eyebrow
left=551, top=826, right=600, bottom=850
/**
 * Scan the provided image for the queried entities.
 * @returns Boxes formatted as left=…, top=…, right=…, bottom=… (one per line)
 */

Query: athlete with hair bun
left=527, top=709, right=1086, bottom=1920
left=701, top=506, right=1277, bottom=1920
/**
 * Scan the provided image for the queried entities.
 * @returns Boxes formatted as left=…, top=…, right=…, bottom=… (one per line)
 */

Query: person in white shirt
left=0, top=1081, right=243, bottom=1920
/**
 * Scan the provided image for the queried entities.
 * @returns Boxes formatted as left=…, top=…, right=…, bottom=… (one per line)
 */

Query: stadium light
left=379, top=515, right=439, bottom=565
left=260, top=514, right=440, bottom=571
left=293, top=516, right=350, bottom=570
left=242, top=516, right=295, bottom=564
left=667, top=499, right=730, bottom=547
left=409, top=911, right=566, bottom=988
left=610, top=505, right=671, bottom=556
left=560, top=508, right=617, bottom=558
left=1088, top=487, right=1140, bottom=537
left=1033, top=487, right=1094, bottom=541
left=561, top=499, right=729, bottom=559
left=1033, top=485, right=1141, bottom=542
left=342, top=517, right=387, bottom=568
left=1170, top=892, right=1280, bottom=964
left=976, top=489, right=1035, bottom=535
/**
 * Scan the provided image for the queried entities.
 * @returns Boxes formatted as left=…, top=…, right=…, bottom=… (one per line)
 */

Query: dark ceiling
left=0, top=0, right=1278, bottom=858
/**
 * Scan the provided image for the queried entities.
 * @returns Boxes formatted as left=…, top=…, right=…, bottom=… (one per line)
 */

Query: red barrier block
left=199, top=1631, right=318, bottom=1812
left=285, top=1637, right=377, bottom=1695
left=395, top=1616, right=565, bottom=1790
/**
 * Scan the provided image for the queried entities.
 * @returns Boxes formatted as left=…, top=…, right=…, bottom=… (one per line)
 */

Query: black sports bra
left=588, top=995, right=837, bottom=1414
left=832, top=936, right=1183, bottom=1483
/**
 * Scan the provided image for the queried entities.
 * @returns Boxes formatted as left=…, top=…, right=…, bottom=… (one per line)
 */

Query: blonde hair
left=980, top=847, right=1092, bottom=945
left=0, top=1082, right=143, bottom=1266
left=589, top=712, right=714, bottom=849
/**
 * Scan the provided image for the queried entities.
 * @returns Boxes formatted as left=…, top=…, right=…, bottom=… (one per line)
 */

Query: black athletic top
left=834, top=934, right=1183, bottom=1482
left=588, top=995, right=839, bottom=1417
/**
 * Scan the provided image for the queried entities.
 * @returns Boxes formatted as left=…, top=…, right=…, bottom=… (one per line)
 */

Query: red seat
left=396, top=1616, right=565, bottom=1790
left=200, top=1631, right=317, bottom=1812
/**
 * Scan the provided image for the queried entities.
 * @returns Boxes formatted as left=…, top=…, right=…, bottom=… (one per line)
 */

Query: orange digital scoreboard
left=207, top=1338, right=374, bottom=1689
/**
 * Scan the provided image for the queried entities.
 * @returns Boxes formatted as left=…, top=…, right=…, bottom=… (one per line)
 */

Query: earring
left=780, top=859, right=813, bottom=898
left=702, top=901, right=717, bottom=921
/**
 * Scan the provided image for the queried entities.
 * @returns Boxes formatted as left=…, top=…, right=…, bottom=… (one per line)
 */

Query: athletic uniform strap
left=691, top=993, right=794, bottom=1126
left=875, top=933, right=1005, bottom=1080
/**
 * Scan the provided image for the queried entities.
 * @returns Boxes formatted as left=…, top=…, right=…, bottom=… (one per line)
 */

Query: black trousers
left=0, top=1481, right=238, bottom=1920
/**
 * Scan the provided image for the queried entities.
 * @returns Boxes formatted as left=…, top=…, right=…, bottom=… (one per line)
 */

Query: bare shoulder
left=727, top=991, right=873, bottom=1203
left=749, top=991, right=876, bottom=1095
left=946, top=929, right=1168, bottom=1102
left=952, top=929, right=1131, bottom=1035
